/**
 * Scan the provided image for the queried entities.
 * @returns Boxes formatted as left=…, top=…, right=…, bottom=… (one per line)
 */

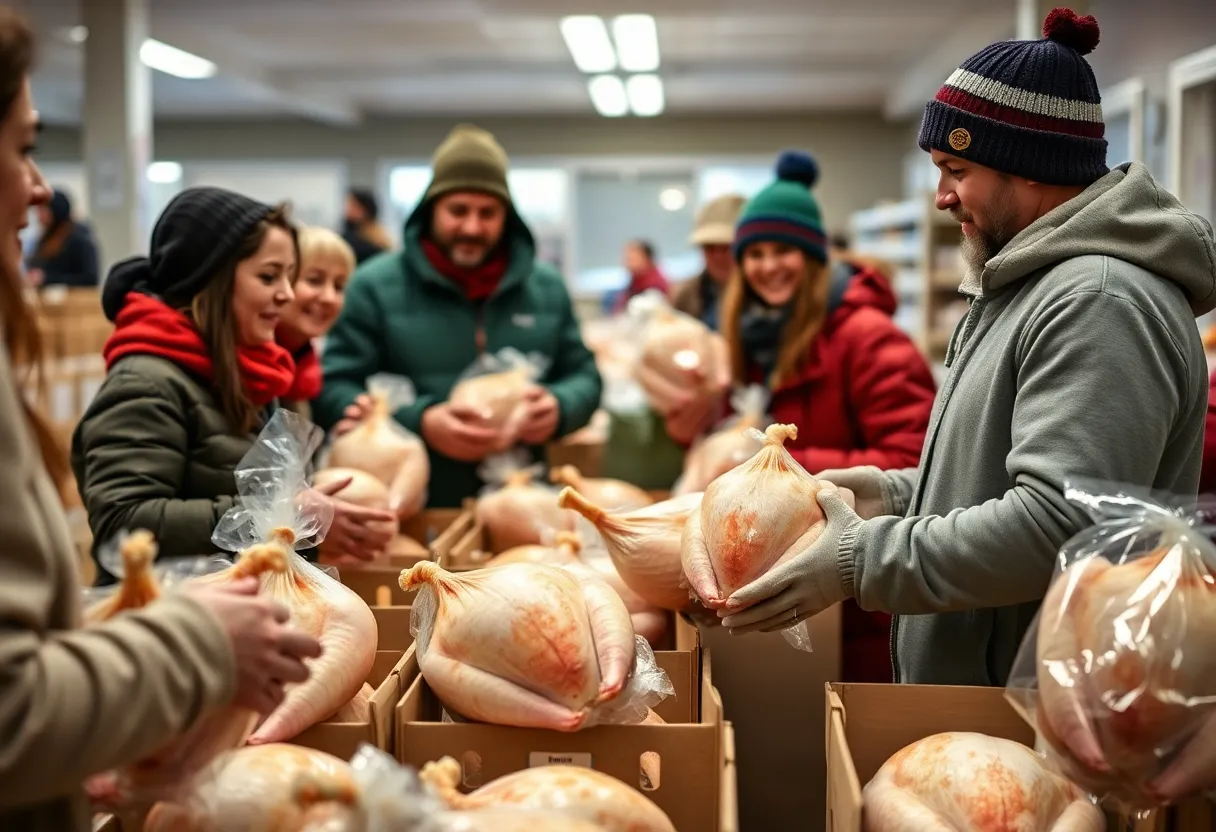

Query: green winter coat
left=71, top=354, right=260, bottom=582
left=314, top=204, right=602, bottom=508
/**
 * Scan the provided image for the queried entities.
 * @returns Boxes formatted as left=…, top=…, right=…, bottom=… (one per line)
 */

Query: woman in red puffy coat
left=679, top=150, right=937, bottom=682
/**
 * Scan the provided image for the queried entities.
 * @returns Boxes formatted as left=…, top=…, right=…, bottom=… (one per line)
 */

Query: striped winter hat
left=733, top=151, right=827, bottom=265
left=918, top=7, right=1108, bottom=186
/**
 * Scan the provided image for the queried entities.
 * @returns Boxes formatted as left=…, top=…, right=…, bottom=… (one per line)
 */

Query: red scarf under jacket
left=420, top=237, right=509, bottom=302
left=104, top=293, right=296, bottom=406
left=275, top=329, right=323, bottom=402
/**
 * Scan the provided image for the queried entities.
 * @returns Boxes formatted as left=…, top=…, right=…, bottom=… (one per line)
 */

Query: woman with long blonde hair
left=0, top=12, right=318, bottom=828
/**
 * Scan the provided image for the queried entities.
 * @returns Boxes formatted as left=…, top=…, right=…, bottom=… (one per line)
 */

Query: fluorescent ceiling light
left=626, top=74, right=665, bottom=117
left=560, top=16, right=616, bottom=74
left=139, top=39, right=216, bottom=79
left=659, top=187, right=686, bottom=211
left=587, top=75, right=629, bottom=118
left=612, top=15, right=659, bottom=73
left=147, top=161, right=183, bottom=184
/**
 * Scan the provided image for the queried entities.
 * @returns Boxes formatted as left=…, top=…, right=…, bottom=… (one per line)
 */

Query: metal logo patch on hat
left=948, top=128, right=972, bottom=152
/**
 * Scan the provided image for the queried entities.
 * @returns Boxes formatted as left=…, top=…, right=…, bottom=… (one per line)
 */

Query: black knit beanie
left=101, top=186, right=275, bottom=322
left=917, top=7, right=1109, bottom=186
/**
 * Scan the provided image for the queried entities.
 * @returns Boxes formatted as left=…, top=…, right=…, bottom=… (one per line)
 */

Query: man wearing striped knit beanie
left=720, top=8, right=1216, bottom=803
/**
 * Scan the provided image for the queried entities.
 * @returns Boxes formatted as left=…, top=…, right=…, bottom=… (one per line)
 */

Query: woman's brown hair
left=0, top=10, right=72, bottom=495
left=720, top=247, right=831, bottom=390
left=188, top=205, right=297, bottom=435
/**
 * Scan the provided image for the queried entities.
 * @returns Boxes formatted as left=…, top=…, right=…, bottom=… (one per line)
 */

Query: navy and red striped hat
left=733, top=150, right=827, bottom=265
left=918, top=7, right=1108, bottom=186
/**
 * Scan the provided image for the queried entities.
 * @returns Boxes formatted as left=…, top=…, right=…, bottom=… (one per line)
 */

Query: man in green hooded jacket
left=314, top=124, right=602, bottom=508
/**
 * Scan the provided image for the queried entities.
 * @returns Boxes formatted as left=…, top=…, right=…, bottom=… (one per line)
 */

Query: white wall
left=36, top=113, right=916, bottom=238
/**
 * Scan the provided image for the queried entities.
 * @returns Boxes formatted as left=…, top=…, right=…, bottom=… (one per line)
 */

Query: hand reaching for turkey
left=333, top=393, right=374, bottom=437
left=719, top=486, right=859, bottom=634
left=517, top=386, right=561, bottom=445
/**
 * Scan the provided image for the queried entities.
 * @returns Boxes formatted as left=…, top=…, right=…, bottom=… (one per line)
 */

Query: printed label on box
left=528, top=752, right=592, bottom=769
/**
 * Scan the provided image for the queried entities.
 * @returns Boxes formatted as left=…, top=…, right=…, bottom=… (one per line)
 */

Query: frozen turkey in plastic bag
left=673, top=384, right=772, bottom=496
left=682, top=423, right=823, bottom=651
left=400, top=560, right=673, bottom=732
left=1004, top=477, right=1216, bottom=813
left=474, top=449, right=574, bottom=553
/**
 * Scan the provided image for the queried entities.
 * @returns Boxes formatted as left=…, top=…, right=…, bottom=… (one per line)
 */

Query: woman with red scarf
left=72, top=187, right=394, bottom=584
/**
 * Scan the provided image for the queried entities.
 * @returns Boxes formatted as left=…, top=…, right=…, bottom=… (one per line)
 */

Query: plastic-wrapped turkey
left=573, top=546, right=670, bottom=647
left=673, top=384, right=771, bottom=496
left=475, top=452, right=575, bottom=552
left=421, top=756, right=676, bottom=832
left=312, top=467, right=399, bottom=568
left=324, top=374, right=429, bottom=517
left=399, top=561, right=671, bottom=731
left=549, top=465, right=654, bottom=511
left=484, top=530, right=584, bottom=568
left=208, top=409, right=379, bottom=744
left=558, top=488, right=701, bottom=612
left=630, top=293, right=722, bottom=417
left=142, top=744, right=359, bottom=832
left=82, top=531, right=288, bottom=811
left=863, top=732, right=1104, bottom=832
left=449, top=348, right=546, bottom=445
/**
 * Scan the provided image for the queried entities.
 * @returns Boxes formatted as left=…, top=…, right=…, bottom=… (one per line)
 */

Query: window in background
left=698, top=165, right=771, bottom=203
left=573, top=168, right=698, bottom=295
left=387, top=165, right=432, bottom=223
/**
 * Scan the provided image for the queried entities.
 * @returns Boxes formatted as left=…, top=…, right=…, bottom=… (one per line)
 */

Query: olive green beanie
left=424, top=123, right=511, bottom=205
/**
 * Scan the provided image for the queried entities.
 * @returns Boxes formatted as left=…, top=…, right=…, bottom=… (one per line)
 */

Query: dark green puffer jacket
left=315, top=202, right=602, bottom=508
left=71, top=354, right=258, bottom=583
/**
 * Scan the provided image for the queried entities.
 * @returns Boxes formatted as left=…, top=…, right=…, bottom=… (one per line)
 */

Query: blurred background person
left=340, top=186, right=392, bottom=265
left=611, top=238, right=669, bottom=314
left=671, top=193, right=746, bottom=331
left=24, top=187, right=99, bottom=288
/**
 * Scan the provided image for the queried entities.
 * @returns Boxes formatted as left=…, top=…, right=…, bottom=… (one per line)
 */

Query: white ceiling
left=19, top=1, right=1211, bottom=127
left=20, top=0, right=1022, bottom=126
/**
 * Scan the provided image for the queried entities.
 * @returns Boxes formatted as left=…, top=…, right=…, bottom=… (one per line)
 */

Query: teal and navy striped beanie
left=918, top=7, right=1108, bottom=186
left=733, top=151, right=826, bottom=265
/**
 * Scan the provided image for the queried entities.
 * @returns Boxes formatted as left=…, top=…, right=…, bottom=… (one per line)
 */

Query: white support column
left=82, top=0, right=152, bottom=274
left=1017, top=0, right=1089, bottom=40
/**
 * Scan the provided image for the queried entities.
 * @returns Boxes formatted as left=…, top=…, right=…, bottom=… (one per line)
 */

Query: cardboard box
left=336, top=509, right=472, bottom=606
left=373, top=605, right=415, bottom=653
left=720, top=722, right=738, bottom=832
left=825, top=683, right=1215, bottom=832
left=292, top=648, right=414, bottom=759
left=395, top=620, right=720, bottom=831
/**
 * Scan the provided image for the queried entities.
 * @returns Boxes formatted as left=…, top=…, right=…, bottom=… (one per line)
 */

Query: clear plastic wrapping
left=1004, top=477, right=1216, bottom=813
left=673, top=384, right=772, bottom=496
left=628, top=290, right=722, bottom=417
left=449, top=347, right=549, bottom=448
left=211, top=408, right=379, bottom=746
left=323, top=373, right=430, bottom=518
left=682, top=424, right=818, bottom=651
left=404, top=561, right=673, bottom=731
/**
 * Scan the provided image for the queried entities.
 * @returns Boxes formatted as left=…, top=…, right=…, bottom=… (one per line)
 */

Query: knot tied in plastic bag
left=401, top=560, right=674, bottom=732
left=673, top=383, right=772, bottom=496
left=1005, top=477, right=1216, bottom=812
left=474, top=448, right=574, bottom=553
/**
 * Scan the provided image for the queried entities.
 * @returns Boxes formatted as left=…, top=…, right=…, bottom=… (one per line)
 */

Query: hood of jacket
left=977, top=162, right=1216, bottom=316
left=830, top=259, right=898, bottom=319
left=401, top=192, right=536, bottom=296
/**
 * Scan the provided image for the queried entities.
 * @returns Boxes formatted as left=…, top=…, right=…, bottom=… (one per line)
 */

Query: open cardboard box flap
left=395, top=619, right=720, bottom=832
left=292, top=648, right=415, bottom=759
left=825, top=682, right=1214, bottom=832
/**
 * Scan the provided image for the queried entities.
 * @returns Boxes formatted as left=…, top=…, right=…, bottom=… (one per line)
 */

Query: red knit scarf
left=103, top=293, right=296, bottom=406
left=420, top=237, right=509, bottom=302
left=285, top=342, right=322, bottom=402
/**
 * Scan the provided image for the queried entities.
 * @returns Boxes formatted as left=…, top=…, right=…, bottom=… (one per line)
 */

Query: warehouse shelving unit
left=849, top=193, right=964, bottom=366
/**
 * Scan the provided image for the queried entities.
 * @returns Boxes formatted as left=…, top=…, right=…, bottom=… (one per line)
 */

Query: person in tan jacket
left=670, top=192, right=746, bottom=331
left=0, top=13, right=321, bottom=829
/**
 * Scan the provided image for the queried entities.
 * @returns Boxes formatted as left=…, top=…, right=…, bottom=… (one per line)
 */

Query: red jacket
left=1201, top=369, right=1216, bottom=494
left=741, top=261, right=937, bottom=684
left=613, top=266, right=670, bottom=314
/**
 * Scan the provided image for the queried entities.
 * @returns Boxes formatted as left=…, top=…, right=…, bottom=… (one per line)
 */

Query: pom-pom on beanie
left=917, top=7, right=1108, bottom=186
left=733, top=150, right=827, bottom=265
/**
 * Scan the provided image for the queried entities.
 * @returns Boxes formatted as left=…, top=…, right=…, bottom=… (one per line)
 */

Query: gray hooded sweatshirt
left=839, top=162, right=1216, bottom=686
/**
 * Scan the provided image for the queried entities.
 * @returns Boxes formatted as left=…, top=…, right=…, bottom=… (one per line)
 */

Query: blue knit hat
left=918, top=7, right=1108, bottom=186
left=733, top=151, right=826, bottom=265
